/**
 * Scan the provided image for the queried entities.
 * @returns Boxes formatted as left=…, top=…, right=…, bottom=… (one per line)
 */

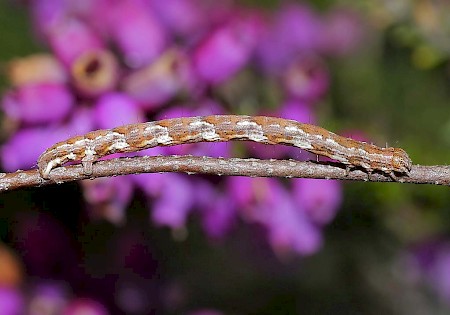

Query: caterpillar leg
left=81, top=155, right=96, bottom=176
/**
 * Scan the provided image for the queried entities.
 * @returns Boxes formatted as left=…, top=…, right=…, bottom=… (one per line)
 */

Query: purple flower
left=256, top=3, right=322, bottom=74
left=149, top=0, right=204, bottom=38
left=1, top=127, right=61, bottom=171
left=28, top=283, right=68, bottom=315
left=320, top=8, right=364, bottom=56
left=412, top=241, right=450, bottom=303
left=122, top=49, right=196, bottom=109
left=281, top=55, right=329, bottom=103
left=8, top=54, right=67, bottom=86
left=81, top=176, right=134, bottom=224
left=276, top=3, right=322, bottom=52
left=151, top=174, right=195, bottom=229
left=48, top=18, right=104, bottom=67
left=71, top=49, right=119, bottom=97
left=2, top=83, right=73, bottom=124
left=64, top=298, right=109, bottom=315
left=108, top=0, right=167, bottom=68
left=0, top=287, right=23, bottom=315
left=279, top=99, right=316, bottom=123
left=192, top=12, right=261, bottom=84
left=227, top=177, right=322, bottom=255
left=131, top=148, right=169, bottom=196
left=293, top=178, right=342, bottom=225
left=1, top=107, right=94, bottom=172
left=195, top=180, right=236, bottom=238
left=30, top=0, right=69, bottom=36
left=93, top=92, right=144, bottom=129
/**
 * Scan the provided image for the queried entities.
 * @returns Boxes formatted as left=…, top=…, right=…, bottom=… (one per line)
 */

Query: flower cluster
left=1, top=0, right=364, bottom=256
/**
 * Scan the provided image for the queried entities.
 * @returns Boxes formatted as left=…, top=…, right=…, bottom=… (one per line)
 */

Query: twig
left=0, top=155, right=448, bottom=192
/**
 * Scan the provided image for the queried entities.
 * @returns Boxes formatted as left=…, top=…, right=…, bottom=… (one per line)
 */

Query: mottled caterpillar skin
left=37, top=115, right=412, bottom=179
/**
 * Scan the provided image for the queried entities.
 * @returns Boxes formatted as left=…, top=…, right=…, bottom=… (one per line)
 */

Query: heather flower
left=292, top=178, right=342, bottom=225
left=1, top=127, right=62, bottom=171
left=27, top=283, right=68, bottom=315
left=122, top=49, right=196, bottom=108
left=151, top=174, right=195, bottom=229
left=93, top=93, right=144, bottom=129
left=320, top=8, right=364, bottom=56
left=256, top=3, right=322, bottom=74
left=0, top=287, right=23, bottom=315
left=30, top=0, right=69, bottom=36
left=227, top=177, right=322, bottom=255
left=281, top=55, right=329, bottom=103
left=64, top=298, right=109, bottom=315
left=47, top=18, right=104, bottom=67
left=192, top=12, right=261, bottom=85
left=263, top=196, right=322, bottom=255
left=411, top=241, right=450, bottom=304
left=69, top=0, right=113, bottom=37
left=71, top=49, right=119, bottom=97
left=276, top=3, right=323, bottom=53
left=2, top=83, right=74, bottom=124
left=131, top=149, right=169, bottom=195
left=81, top=176, right=134, bottom=224
left=108, top=0, right=167, bottom=68
left=195, top=180, right=236, bottom=238
left=7, top=54, right=67, bottom=86
left=149, top=0, right=205, bottom=38
left=1, top=108, right=94, bottom=172
left=201, top=195, right=236, bottom=239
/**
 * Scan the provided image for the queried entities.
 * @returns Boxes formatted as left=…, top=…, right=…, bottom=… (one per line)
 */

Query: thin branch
left=0, top=156, right=448, bottom=192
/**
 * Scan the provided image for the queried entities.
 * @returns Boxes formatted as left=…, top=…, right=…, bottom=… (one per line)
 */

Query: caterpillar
left=37, top=115, right=412, bottom=179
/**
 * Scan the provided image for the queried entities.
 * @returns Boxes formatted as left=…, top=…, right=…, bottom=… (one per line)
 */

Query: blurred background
left=0, top=0, right=450, bottom=314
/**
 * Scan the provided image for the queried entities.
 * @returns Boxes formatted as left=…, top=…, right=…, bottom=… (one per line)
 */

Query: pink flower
left=1, top=108, right=94, bottom=171
left=1, top=127, right=61, bottom=171
left=0, top=287, right=23, bottom=315
left=281, top=55, right=329, bottom=103
left=28, top=283, right=69, bottom=314
left=195, top=180, right=236, bottom=238
left=2, top=83, right=73, bottom=124
left=48, top=18, right=104, bottom=67
left=122, top=49, right=196, bottom=109
left=93, top=93, right=144, bottom=129
left=149, top=0, right=204, bottom=38
left=71, top=49, right=119, bottom=97
left=108, top=0, right=167, bottom=68
left=320, top=8, right=364, bottom=56
left=30, top=0, right=69, bottom=36
left=7, top=54, right=67, bottom=86
left=227, top=177, right=322, bottom=255
left=64, top=298, right=109, bottom=315
left=151, top=174, right=195, bottom=229
left=193, top=13, right=261, bottom=84
left=256, top=3, right=322, bottom=74
left=293, top=178, right=342, bottom=225
left=81, top=176, right=134, bottom=224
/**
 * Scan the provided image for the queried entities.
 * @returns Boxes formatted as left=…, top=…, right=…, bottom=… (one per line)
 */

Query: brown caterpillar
left=37, top=115, right=412, bottom=179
